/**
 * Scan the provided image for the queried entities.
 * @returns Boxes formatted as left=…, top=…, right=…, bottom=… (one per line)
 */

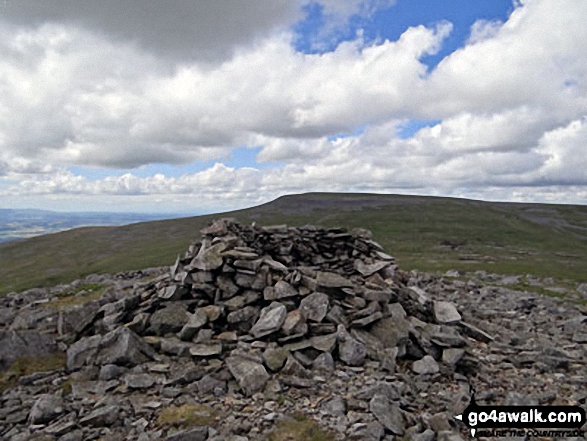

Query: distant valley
left=0, top=209, right=182, bottom=242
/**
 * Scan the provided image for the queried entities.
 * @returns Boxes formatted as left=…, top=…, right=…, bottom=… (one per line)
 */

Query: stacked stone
left=66, top=219, right=478, bottom=399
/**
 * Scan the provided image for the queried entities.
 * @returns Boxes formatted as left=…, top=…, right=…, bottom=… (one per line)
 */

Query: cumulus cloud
left=1, top=0, right=587, bottom=211
left=0, top=19, right=452, bottom=169
left=1, top=0, right=302, bottom=62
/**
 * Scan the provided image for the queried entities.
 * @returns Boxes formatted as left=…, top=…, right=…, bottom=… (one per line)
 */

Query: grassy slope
left=1, top=193, right=586, bottom=295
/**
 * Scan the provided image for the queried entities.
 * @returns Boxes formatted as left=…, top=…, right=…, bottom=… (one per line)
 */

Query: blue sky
left=0, top=0, right=586, bottom=212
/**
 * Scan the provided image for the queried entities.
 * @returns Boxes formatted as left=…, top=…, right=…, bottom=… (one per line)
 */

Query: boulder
left=226, top=356, right=270, bottom=396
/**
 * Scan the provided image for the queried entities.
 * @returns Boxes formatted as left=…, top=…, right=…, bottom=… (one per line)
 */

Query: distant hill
left=0, top=209, right=182, bottom=243
left=1, top=193, right=586, bottom=295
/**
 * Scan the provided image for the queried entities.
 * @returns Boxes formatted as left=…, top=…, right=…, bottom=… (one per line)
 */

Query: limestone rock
left=412, top=355, right=440, bottom=374
left=250, top=302, right=287, bottom=338
left=29, top=395, right=64, bottom=424
left=433, top=301, right=461, bottom=324
left=300, top=292, right=330, bottom=322
left=226, top=356, right=270, bottom=396
left=337, top=325, right=366, bottom=366
left=369, top=394, right=405, bottom=435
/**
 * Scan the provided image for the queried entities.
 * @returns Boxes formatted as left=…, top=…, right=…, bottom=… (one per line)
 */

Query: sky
left=0, top=0, right=586, bottom=214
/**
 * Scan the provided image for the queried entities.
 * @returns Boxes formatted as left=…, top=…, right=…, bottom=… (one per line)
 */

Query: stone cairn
left=67, top=218, right=480, bottom=398
left=2, top=218, right=505, bottom=440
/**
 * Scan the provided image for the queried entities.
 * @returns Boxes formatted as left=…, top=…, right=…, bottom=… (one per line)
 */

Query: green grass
left=268, top=413, right=335, bottom=441
left=45, top=284, right=106, bottom=309
left=155, top=404, right=217, bottom=429
left=1, top=193, right=587, bottom=296
left=0, top=353, right=67, bottom=393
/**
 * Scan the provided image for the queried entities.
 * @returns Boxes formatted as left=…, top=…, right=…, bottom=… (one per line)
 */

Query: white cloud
left=1, top=0, right=587, bottom=211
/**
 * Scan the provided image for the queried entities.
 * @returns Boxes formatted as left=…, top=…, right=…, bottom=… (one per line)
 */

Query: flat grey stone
left=354, top=260, right=390, bottom=277
left=99, top=364, right=127, bottom=380
left=459, top=321, right=494, bottom=343
left=338, top=325, right=366, bottom=366
left=226, top=356, right=270, bottom=396
left=369, top=394, right=405, bottom=435
left=29, top=394, right=64, bottom=424
left=189, top=343, right=223, bottom=357
left=250, top=302, right=287, bottom=338
left=125, top=373, right=156, bottom=389
left=442, top=348, right=465, bottom=365
left=274, top=280, right=298, bottom=299
left=311, top=332, right=338, bottom=352
left=433, top=301, right=461, bottom=324
left=322, top=397, right=346, bottom=417
left=166, top=427, right=208, bottom=441
left=158, top=285, right=188, bottom=301
left=262, top=346, right=290, bottom=371
left=412, top=355, right=439, bottom=374
left=149, top=303, right=189, bottom=335
left=79, top=405, right=120, bottom=427
left=300, top=292, right=330, bottom=322
left=178, top=309, right=208, bottom=341
left=316, top=271, right=353, bottom=288
left=0, top=330, right=59, bottom=370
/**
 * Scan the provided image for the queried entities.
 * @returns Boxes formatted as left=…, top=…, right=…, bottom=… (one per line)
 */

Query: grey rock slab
left=412, top=429, right=435, bottom=441
left=274, top=280, right=298, bottom=299
left=96, top=326, right=155, bottom=367
left=437, top=431, right=466, bottom=441
left=322, top=397, right=346, bottom=417
left=369, top=316, right=412, bottom=348
left=369, top=394, right=405, bottom=435
left=316, top=271, right=353, bottom=288
left=338, top=325, right=366, bottom=366
left=300, top=292, right=330, bottom=322
left=189, top=343, right=223, bottom=357
left=191, top=243, right=226, bottom=271
left=149, top=303, right=189, bottom=335
left=250, top=302, right=287, bottom=338
left=68, top=327, right=150, bottom=370
left=352, top=312, right=383, bottom=327
left=281, top=309, right=306, bottom=335
left=29, top=394, right=64, bottom=424
left=166, top=427, right=208, bottom=441
left=218, top=275, right=240, bottom=299
left=157, top=285, right=188, bottom=301
left=354, top=260, right=391, bottom=277
left=67, top=334, right=102, bottom=370
left=348, top=421, right=386, bottom=440
left=442, top=348, right=465, bottom=365
left=356, top=382, right=401, bottom=401
left=227, top=306, right=258, bottom=324
left=312, top=352, right=334, bottom=372
left=160, top=338, right=193, bottom=356
left=311, top=332, right=338, bottom=352
left=125, top=373, right=156, bottom=389
left=412, top=355, right=439, bottom=374
left=226, top=356, right=270, bottom=396
left=262, top=346, right=290, bottom=371
left=58, top=303, right=100, bottom=337
left=0, top=330, right=59, bottom=370
left=177, top=309, right=208, bottom=341
left=433, top=301, right=462, bottom=324
left=79, top=405, right=121, bottom=427
left=281, top=354, right=310, bottom=378
left=197, top=374, right=226, bottom=395
left=45, top=420, right=79, bottom=436
left=99, top=364, right=127, bottom=380
left=459, top=321, right=494, bottom=343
